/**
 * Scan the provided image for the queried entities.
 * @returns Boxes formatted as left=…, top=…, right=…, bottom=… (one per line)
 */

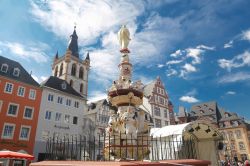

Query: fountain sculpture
left=104, top=25, right=152, bottom=160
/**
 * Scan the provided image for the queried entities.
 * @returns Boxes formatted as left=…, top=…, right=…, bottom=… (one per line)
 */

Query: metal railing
left=44, top=133, right=197, bottom=161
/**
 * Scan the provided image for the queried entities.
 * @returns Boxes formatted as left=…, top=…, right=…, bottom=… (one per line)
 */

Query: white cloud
left=218, top=72, right=250, bottom=83
left=88, top=91, right=107, bottom=103
left=30, top=1, right=185, bottom=87
left=182, top=63, right=196, bottom=72
left=242, top=29, right=250, bottom=41
left=166, top=60, right=183, bottom=65
left=196, top=45, right=215, bottom=50
left=179, top=96, right=199, bottom=103
left=226, top=91, right=236, bottom=95
left=157, top=64, right=164, bottom=68
left=32, top=75, right=49, bottom=83
left=30, top=0, right=145, bottom=46
left=186, top=48, right=204, bottom=64
left=166, top=68, right=178, bottom=77
left=218, top=51, right=250, bottom=71
left=0, top=41, right=49, bottom=63
left=224, top=40, right=233, bottom=48
left=170, top=49, right=182, bottom=57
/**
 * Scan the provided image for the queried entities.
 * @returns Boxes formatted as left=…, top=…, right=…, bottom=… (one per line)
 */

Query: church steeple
left=67, top=26, right=79, bottom=58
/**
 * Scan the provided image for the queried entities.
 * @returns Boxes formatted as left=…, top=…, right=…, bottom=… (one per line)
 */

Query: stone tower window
left=54, top=66, right=58, bottom=77
left=71, top=64, right=77, bottom=76
left=80, top=83, right=83, bottom=93
left=59, top=63, right=63, bottom=76
left=79, top=67, right=84, bottom=79
left=70, top=80, right=73, bottom=87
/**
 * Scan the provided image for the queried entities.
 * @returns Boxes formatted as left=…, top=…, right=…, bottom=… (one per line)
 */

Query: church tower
left=52, top=26, right=90, bottom=100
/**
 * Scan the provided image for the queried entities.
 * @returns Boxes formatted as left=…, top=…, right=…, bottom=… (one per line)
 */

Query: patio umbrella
left=0, top=151, right=34, bottom=160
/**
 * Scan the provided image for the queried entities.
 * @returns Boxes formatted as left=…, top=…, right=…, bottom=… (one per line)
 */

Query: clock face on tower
left=123, top=67, right=131, bottom=75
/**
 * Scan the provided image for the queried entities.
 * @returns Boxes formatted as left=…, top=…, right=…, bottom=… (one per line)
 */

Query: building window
left=80, top=83, right=83, bottom=93
left=57, top=96, right=63, bottom=104
left=29, top=89, right=36, bottom=100
left=73, top=116, right=78, bottom=125
left=61, top=82, right=67, bottom=89
left=235, top=130, right=242, bottom=139
left=2, top=123, right=15, bottom=139
left=71, top=64, right=77, bottom=76
left=59, top=63, right=63, bottom=76
left=66, top=99, right=71, bottom=106
left=241, top=154, right=248, bottom=162
left=228, top=131, right=234, bottom=139
left=45, top=111, right=52, bottom=120
left=164, top=109, right=168, bottom=118
left=165, top=121, right=169, bottom=126
left=70, top=80, right=73, bottom=87
left=42, top=130, right=50, bottom=141
left=0, top=100, right=3, bottom=112
left=19, top=126, right=31, bottom=140
left=65, top=115, right=70, bottom=123
left=48, top=94, right=54, bottom=102
left=79, top=67, right=84, bottom=79
left=54, top=66, right=58, bottom=77
left=17, top=86, right=25, bottom=97
left=159, top=97, right=164, bottom=105
left=13, top=68, right=20, bottom=77
left=231, top=143, right=235, bottom=150
left=4, top=82, right=13, bottom=94
left=1, top=64, right=8, bottom=73
left=154, top=106, right=161, bottom=116
left=155, top=119, right=161, bottom=128
left=23, top=107, right=33, bottom=119
left=74, top=101, right=79, bottom=108
left=55, top=113, right=62, bottom=121
left=239, top=142, right=245, bottom=150
left=7, top=103, right=19, bottom=117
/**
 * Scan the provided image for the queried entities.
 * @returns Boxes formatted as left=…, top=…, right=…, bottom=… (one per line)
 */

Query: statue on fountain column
left=118, top=25, right=131, bottom=53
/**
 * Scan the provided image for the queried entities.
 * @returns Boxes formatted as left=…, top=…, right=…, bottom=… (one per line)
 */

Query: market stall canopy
left=0, top=151, right=34, bottom=160
left=150, top=122, right=222, bottom=140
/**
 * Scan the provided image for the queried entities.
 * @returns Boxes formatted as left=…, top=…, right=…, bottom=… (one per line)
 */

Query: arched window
left=54, top=66, right=58, bottom=77
left=80, top=83, right=83, bottom=93
left=71, top=64, right=77, bottom=76
left=59, top=63, right=63, bottom=76
left=79, top=67, right=84, bottom=79
left=70, top=80, right=73, bottom=87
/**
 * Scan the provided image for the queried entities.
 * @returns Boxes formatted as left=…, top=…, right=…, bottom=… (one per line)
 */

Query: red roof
left=0, top=151, right=34, bottom=160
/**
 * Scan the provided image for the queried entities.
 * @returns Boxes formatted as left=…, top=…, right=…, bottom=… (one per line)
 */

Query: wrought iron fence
left=44, top=133, right=197, bottom=161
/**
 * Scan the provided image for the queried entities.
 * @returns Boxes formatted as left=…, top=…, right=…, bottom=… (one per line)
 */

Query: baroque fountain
left=104, top=25, right=152, bottom=160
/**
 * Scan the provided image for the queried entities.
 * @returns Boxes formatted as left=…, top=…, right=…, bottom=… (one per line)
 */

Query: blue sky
left=0, top=0, right=250, bottom=119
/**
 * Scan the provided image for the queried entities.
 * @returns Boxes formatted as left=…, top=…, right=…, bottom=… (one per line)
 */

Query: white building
left=34, top=77, right=87, bottom=160
left=34, top=27, right=90, bottom=161
left=142, top=77, right=175, bottom=127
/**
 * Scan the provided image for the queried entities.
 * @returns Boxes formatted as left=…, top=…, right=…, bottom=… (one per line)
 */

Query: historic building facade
left=0, top=56, right=42, bottom=156
left=51, top=26, right=90, bottom=100
left=176, top=101, right=250, bottom=162
left=142, top=76, right=175, bottom=127
left=34, top=27, right=90, bottom=161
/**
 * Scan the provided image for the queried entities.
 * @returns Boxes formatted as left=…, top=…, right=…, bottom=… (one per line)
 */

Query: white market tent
left=150, top=121, right=223, bottom=166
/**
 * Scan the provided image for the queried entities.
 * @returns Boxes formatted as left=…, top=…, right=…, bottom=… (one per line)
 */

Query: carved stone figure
left=118, top=25, right=131, bottom=50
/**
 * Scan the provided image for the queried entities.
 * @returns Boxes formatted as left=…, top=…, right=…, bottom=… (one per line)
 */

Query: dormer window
left=1, top=64, right=8, bottom=73
left=13, top=68, right=20, bottom=77
left=61, top=82, right=67, bottom=90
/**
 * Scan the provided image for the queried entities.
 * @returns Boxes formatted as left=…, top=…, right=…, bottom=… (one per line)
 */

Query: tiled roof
left=0, top=56, right=39, bottom=87
left=41, top=76, right=83, bottom=98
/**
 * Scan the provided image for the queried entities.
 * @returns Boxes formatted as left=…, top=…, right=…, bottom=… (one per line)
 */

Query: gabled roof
left=143, top=81, right=156, bottom=97
left=41, top=76, right=83, bottom=98
left=0, top=56, right=39, bottom=87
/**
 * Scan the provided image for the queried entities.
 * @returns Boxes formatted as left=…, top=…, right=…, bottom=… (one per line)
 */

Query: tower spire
left=67, top=25, right=79, bottom=58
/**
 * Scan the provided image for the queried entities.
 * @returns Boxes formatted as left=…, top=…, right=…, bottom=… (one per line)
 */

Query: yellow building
left=218, top=111, right=250, bottom=162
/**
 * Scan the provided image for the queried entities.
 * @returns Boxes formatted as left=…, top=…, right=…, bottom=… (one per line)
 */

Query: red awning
left=0, top=151, right=34, bottom=160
